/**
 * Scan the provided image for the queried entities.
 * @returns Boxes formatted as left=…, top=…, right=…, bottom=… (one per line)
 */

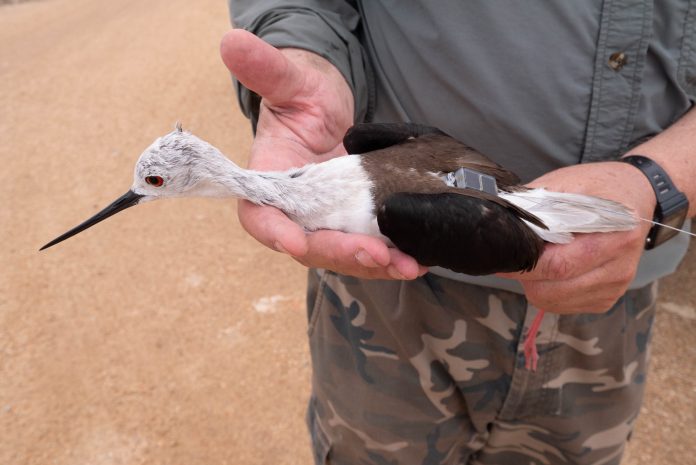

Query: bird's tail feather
left=500, top=189, right=638, bottom=244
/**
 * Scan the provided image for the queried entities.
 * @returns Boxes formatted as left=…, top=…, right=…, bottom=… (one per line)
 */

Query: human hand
left=498, top=161, right=656, bottom=314
left=219, top=29, right=426, bottom=280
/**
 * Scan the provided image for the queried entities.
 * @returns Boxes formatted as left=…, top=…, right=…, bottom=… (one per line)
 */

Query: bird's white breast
left=282, top=155, right=381, bottom=237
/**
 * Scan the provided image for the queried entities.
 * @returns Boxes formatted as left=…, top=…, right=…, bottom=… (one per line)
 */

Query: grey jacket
left=228, top=0, right=694, bottom=292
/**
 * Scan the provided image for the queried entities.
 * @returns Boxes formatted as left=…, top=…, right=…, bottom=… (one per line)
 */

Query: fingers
left=237, top=200, right=309, bottom=257
left=496, top=229, right=646, bottom=314
left=239, top=201, right=427, bottom=280
left=387, top=248, right=429, bottom=280
left=506, top=232, right=642, bottom=313
left=297, top=230, right=427, bottom=280
left=220, top=29, right=305, bottom=105
left=521, top=257, right=637, bottom=314
left=499, top=232, right=622, bottom=282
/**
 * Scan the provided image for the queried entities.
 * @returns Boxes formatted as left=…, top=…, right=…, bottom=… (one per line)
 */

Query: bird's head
left=131, top=123, right=231, bottom=200
left=40, top=123, right=232, bottom=250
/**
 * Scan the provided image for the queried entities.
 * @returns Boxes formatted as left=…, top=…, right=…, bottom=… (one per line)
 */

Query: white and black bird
left=41, top=122, right=640, bottom=370
left=41, top=122, right=637, bottom=276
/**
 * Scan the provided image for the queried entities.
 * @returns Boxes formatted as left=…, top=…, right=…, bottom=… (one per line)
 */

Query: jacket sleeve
left=227, top=1, right=374, bottom=130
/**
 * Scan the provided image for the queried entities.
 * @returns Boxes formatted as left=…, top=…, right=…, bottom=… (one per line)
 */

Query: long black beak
left=40, top=190, right=144, bottom=251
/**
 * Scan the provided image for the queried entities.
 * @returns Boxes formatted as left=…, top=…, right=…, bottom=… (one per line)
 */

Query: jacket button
left=608, top=51, right=627, bottom=71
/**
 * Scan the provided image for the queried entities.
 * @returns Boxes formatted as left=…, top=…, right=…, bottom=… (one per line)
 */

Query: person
left=221, top=2, right=696, bottom=464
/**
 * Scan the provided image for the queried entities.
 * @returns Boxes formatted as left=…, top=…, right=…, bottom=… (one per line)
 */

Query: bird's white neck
left=191, top=151, right=376, bottom=234
left=190, top=153, right=297, bottom=209
left=190, top=147, right=338, bottom=220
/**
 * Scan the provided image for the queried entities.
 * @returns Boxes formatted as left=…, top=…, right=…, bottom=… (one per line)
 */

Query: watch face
left=653, top=213, right=688, bottom=246
left=663, top=214, right=687, bottom=229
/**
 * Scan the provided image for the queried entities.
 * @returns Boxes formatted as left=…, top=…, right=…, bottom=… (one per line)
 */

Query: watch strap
left=621, top=155, right=689, bottom=249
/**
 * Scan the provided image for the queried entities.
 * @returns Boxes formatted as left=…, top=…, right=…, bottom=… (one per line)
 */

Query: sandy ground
left=0, top=1, right=694, bottom=464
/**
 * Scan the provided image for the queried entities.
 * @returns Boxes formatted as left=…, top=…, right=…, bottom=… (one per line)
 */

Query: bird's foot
left=523, top=310, right=546, bottom=371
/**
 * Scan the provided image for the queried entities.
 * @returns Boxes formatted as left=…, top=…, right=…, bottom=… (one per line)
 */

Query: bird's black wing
left=377, top=192, right=545, bottom=275
left=343, top=123, right=445, bottom=154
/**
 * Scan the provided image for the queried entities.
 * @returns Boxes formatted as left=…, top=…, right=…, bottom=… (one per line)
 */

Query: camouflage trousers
left=305, top=269, right=656, bottom=465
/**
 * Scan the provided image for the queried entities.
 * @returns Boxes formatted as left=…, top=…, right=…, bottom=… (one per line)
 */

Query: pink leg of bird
left=523, top=310, right=546, bottom=371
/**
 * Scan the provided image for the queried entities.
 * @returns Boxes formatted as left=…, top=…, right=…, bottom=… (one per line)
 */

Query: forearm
left=624, top=105, right=696, bottom=218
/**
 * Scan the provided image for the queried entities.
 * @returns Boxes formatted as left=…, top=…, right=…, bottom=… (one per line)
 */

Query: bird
left=40, top=122, right=638, bottom=369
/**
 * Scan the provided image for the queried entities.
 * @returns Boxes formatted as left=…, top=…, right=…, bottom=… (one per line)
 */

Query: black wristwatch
left=621, top=155, right=689, bottom=249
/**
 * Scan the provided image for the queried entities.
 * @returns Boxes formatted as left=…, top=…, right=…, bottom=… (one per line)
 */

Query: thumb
left=220, top=29, right=305, bottom=105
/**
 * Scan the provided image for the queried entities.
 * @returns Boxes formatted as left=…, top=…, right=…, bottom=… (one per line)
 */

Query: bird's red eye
left=145, top=176, right=164, bottom=187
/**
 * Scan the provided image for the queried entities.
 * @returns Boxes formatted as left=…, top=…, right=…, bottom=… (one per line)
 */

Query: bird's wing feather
left=343, top=122, right=445, bottom=154
left=449, top=187, right=547, bottom=229
left=377, top=192, right=545, bottom=274
left=355, top=129, right=522, bottom=188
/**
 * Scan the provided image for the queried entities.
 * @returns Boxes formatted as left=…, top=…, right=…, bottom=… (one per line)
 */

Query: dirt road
left=1, top=1, right=694, bottom=464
